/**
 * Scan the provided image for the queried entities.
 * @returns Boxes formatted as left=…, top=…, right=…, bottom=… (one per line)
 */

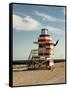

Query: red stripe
left=38, top=41, right=52, bottom=44
left=38, top=42, right=53, bottom=45
left=38, top=39, right=52, bottom=42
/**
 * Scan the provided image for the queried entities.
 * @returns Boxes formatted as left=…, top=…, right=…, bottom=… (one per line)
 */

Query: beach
left=13, top=62, right=66, bottom=86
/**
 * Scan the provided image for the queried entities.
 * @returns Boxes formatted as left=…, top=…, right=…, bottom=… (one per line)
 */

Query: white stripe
left=39, top=36, right=52, bottom=40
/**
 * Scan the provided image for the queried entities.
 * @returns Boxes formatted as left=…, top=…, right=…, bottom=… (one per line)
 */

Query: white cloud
left=34, top=11, right=64, bottom=22
left=13, top=14, right=41, bottom=31
left=13, top=14, right=64, bottom=35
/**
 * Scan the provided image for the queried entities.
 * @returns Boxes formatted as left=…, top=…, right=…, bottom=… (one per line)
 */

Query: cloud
left=13, top=14, right=64, bottom=35
left=13, top=14, right=41, bottom=31
left=34, top=11, right=64, bottom=22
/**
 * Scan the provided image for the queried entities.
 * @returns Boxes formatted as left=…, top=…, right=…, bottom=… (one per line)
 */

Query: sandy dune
left=13, top=62, right=66, bottom=86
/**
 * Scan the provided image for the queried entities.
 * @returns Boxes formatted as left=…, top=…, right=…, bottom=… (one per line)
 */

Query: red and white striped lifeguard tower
left=28, top=28, right=59, bottom=70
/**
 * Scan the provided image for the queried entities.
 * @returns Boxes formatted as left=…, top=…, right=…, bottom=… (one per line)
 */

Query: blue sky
left=13, top=4, right=65, bottom=60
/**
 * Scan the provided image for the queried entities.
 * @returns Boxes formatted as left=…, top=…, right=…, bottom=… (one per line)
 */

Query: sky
left=12, top=3, right=66, bottom=60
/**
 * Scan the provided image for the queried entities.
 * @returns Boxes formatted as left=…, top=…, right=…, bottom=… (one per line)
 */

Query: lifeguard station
left=27, top=28, right=59, bottom=70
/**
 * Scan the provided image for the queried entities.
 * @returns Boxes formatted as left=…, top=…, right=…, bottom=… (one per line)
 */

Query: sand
left=13, top=62, right=66, bottom=86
